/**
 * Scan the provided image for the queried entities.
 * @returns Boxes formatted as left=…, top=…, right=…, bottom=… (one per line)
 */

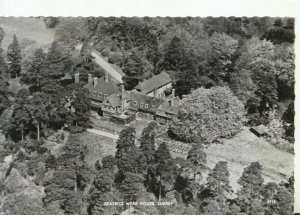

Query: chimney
left=154, top=89, right=158, bottom=98
left=105, top=72, right=109, bottom=83
left=88, top=74, right=92, bottom=85
left=120, top=84, right=125, bottom=111
left=171, top=88, right=175, bottom=107
left=93, top=77, right=97, bottom=87
left=75, top=73, right=79, bottom=83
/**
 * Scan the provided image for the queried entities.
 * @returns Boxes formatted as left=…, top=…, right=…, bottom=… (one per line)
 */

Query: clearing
left=203, top=127, right=294, bottom=192
left=0, top=17, right=55, bottom=51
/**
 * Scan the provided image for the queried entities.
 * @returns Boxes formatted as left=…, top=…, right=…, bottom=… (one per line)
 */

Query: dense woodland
left=0, top=17, right=295, bottom=214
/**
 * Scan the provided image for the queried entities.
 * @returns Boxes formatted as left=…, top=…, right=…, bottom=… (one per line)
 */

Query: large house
left=134, top=72, right=173, bottom=98
left=75, top=69, right=179, bottom=124
left=82, top=73, right=120, bottom=110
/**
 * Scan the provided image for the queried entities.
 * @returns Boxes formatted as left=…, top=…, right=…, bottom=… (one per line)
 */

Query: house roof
left=129, top=92, right=165, bottom=112
left=135, top=72, right=173, bottom=94
left=84, top=76, right=120, bottom=101
left=157, top=96, right=181, bottom=114
left=105, top=94, right=121, bottom=108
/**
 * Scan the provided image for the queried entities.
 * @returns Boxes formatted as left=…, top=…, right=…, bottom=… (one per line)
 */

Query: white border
left=0, top=0, right=299, bottom=213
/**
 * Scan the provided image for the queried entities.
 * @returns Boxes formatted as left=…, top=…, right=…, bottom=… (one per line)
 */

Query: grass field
left=78, top=132, right=117, bottom=169
left=203, top=127, right=294, bottom=193
left=0, top=17, right=55, bottom=51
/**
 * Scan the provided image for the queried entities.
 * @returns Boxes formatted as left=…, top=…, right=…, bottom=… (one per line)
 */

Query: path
left=87, top=128, right=119, bottom=140
left=91, top=50, right=125, bottom=83
left=75, top=43, right=125, bottom=83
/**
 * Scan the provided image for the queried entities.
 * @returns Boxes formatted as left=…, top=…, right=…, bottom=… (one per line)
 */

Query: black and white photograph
left=0, top=1, right=297, bottom=214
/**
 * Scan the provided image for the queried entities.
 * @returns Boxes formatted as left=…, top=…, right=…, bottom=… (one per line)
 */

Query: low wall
left=155, top=137, right=192, bottom=156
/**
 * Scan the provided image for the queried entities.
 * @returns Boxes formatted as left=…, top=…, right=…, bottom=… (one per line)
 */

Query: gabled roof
left=157, top=96, right=181, bottom=114
left=156, top=96, right=180, bottom=116
left=84, top=76, right=119, bottom=97
left=129, top=92, right=165, bottom=112
left=135, top=72, right=173, bottom=94
left=104, top=93, right=121, bottom=108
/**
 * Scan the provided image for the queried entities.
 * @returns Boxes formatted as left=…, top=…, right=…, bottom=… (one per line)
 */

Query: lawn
left=202, top=127, right=294, bottom=193
left=78, top=132, right=117, bottom=169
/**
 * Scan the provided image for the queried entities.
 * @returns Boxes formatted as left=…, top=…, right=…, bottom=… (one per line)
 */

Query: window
left=133, top=101, right=137, bottom=105
left=140, top=103, right=144, bottom=108
left=104, top=94, right=108, bottom=98
left=98, top=92, right=102, bottom=97
left=92, top=91, right=97, bottom=96
left=152, top=105, right=155, bottom=109
left=145, top=104, right=149, bottom=108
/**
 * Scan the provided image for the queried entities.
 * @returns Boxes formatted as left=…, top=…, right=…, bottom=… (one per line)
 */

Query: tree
left=55, top=18, right=89, bottom=45
left=268, top=186, right=293, bottom=215
left=21, top=48, right=46, bottom=86
left=9, top=92, right=31, bottom=141
left=0, top=79, right=11, bottom=115
left=101, top=155, right=117, bottom=171
left=71, top=87, right=91, bottom=128
left=186, top=143, right=207, bottom=181
left=0, top=47, right=8, bottom=78
left=235, top=38, right=278, bottom=123
left=7, top=35, right=22, bottom=78
left=28, top=92, right=52, bottom=140
left=139, top=121, right=157, bottom=163
left=115, top=127, right=136, bottom=159
left=229, top=69, right=257, bottom=105
left=159, top=36, right=199, bottom=96
left=237, top=162, right=264, bottom=214
left=206, top=161, right=232, bottom=198
left=201, top=195, right=230, bottom=215
left=94, top=168, right=114, bottom=193
left=153, top=143, right=176, bottom=199
left=40, top=41, right=72, bottom=84
left=208, top=32, right=239, bottom=82
left=169, top=86, right=246, bottom=143
left=43, top=134, right=91, bottom=214
left=119, top=172, right=145, bottom=201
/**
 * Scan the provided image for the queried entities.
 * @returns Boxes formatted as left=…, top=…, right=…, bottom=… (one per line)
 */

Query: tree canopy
left=169, top=86, right=246, bottom=143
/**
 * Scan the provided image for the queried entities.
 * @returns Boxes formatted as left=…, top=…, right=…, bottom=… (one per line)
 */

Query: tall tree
left=22, top=48, right=46, bottom=86
left=206, top=161, right=232, bottom=197
left=28, top=92, right=52, bottom=140
left=186, top=143, right=207, bottom=181
left=0, top=79, right=10, bottom=115
left=154, top=143, right=176, bottom=200
left=139, top=121, right=157, bottom=163
left=237, top=162, right=264, bottom=214
left=7, top=35, right=22, bottom=78
left=115, top=127, right=136, bottom=159
left=71, top=87, right=91, bottom=128
left=208, top=32, right=239, bottom=82
left=236, top=38, right=278, bottom=124
left=159, top=36, right=199, bottom=96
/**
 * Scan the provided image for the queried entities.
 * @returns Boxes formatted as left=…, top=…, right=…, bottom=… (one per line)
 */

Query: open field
left=79, top=132, right=117, bottom=169
left=203, top=127, right=294, bottom=192
left=0, top=17, right=55, bottom=51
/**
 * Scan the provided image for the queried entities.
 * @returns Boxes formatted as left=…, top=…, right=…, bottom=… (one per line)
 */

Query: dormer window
left=98, top=92, right=102, bottom=97
left=133, top=101, right=137, bottom=105
left=92, top=91, right=97, bottom=96
left=145, top=104, right=149, bottom=108
left=152, top=105, right=155, bottom=109
left=140, top=103, right=144, bottom=108
left=104, top=94, right=108, bottom=98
